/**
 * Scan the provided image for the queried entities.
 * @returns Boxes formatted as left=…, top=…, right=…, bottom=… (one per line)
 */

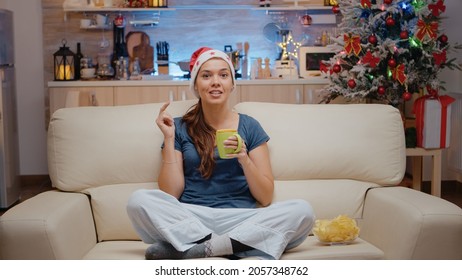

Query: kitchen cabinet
left=303, top=84, right=328, bottom=104
left=114, top=86, right=176, bottom=105
left=48, top=80, right=330, bottom=119
left=240, top=85, right=304, bottom=104
left=177, top=85, right=194, bottom=101
left=303, top=84, right=351, bottom=104
left=49, top=87, right=114, bottom=116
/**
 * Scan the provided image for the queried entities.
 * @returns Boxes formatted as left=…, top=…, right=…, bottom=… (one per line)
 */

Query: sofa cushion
left=48, top=100, right=196, bottom=192
left=274, top=179, right=380, bottom=220
left=83, top=241, right=149, bottom=260
left=81, top=238, right=384, bottom=260
left=83, top=183, right=156, bottom=242
left=234, top=102, right=406, bottom=186
left=84, top=179, right=375, bottom=242
left=281, top=236, right=384, bottom=260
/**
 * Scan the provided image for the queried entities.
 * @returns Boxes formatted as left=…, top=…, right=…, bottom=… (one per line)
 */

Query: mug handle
left=234, top=133, right=243, bottom=153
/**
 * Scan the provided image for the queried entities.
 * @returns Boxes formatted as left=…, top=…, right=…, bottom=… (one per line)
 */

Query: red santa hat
left=189, top=47, right=235, bottom=98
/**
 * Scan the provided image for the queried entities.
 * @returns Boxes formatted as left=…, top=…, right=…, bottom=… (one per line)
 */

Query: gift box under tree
left=413, top=94, right=455, bottom=149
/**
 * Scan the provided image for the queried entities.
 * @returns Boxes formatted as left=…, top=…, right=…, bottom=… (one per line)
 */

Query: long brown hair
left=182, top=100, right=215, bottom=179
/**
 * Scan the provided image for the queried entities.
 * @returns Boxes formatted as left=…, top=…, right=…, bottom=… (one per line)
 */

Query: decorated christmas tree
left=322, top=0, right=461, bottom=107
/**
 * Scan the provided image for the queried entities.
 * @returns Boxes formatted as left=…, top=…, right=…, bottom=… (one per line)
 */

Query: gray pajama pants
left=126, top=189, right=315, bottom=259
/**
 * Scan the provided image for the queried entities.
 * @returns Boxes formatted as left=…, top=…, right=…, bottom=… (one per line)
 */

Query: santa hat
left=189, top=47, right=235, bottom=98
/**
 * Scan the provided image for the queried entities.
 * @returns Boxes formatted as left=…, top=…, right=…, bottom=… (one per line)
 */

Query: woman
left=127, top=47, right=315, bottom=260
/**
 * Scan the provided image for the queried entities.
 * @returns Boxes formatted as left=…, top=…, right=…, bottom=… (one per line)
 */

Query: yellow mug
left=216, top=129, right=243, bottom=159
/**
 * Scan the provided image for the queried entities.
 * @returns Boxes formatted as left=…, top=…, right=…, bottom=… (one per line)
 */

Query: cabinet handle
left=181, top=90, right=186, bottom=101
left=169, top=90, right=174, bottom=102
left=90, top=91, right=98, bottom=106
left=295, top=89, right=301, bottom=104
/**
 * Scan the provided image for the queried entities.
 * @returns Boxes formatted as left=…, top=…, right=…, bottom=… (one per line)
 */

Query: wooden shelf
left=63, top=5, right=333, bottom=21
left=252, top=5, right=332, bottom=11
left=63, top=5, right=331, bottom=12
left=63, top=7, right=175, bottom=12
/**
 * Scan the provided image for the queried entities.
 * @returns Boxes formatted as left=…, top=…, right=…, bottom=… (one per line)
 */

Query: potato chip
left=313, top=214, right=360, bottom=243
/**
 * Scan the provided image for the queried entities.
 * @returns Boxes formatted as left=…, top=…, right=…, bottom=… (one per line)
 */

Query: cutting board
left=126, top=31, right=154, bottom=73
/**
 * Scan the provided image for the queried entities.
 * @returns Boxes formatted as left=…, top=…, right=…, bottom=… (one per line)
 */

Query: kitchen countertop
left=48, top=77, right=330, bottom=87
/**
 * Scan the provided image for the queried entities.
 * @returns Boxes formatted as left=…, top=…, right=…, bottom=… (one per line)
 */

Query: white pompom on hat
left=189, top=47, right=235, bottom=98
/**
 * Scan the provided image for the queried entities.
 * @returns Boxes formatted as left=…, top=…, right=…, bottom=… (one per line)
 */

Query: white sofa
left=1, top=100, right=462, bottom=260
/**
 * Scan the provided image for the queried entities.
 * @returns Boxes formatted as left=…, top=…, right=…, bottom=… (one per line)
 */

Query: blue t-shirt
left=170, top=114, right=270, bottom=209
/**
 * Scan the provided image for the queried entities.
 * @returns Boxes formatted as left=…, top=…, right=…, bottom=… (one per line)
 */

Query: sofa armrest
left=360, top=187, right=462, bottom=259
left=0, top=191, right=97, bottom=259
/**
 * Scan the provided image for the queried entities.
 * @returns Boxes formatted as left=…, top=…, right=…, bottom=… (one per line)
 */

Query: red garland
left=428, top=0, right=446, bottom=17
left=362, top=51, right=380, bottom=68
left=344, top=34, right=362, bottom=56
left=433, top=50, right=447, bottom=66
left=320, top=62, right=332, bottom=74
left=416, top=20, right=439, bottom=41
left=413, top=94, right=455, bottom=148
left=392, top=64, right=406, bottom=85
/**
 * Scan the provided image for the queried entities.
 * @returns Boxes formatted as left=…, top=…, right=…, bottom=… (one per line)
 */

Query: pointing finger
left=159, top=101, right=171, bottom=114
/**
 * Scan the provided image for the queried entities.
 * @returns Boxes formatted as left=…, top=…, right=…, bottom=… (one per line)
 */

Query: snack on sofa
left=1, top=100, right=461, bottom=259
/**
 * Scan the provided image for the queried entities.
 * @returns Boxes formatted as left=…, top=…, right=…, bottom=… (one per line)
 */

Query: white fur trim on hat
left=189, top=48, right=235, bottom=98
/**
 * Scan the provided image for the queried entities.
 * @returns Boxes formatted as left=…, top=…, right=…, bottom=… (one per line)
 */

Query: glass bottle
left=321, top=31, right=328, bottom=46
left=131, top=57, right=141, bottom=77
left=75, top=42, right=84, bottom=80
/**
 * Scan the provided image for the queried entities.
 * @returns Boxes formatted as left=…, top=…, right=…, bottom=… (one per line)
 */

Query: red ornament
left=400, top=30, right=409, bottom=40
left=348, top=79, right=356, bottom=89
left=114, top=14, right=126, bottom=28
left=388, top=58, right=397, bottom=68
left=332, top=5, right=340, bottom=14
left=402, top=92, right=412, bottom=101
left=368, top=34, right=378, bottom=45
left=332, top=64, right=341, bottom=73
left=378, top=86, right=386, bottom=95
left=384, top=0, right=393, bottom=4
left=439, top=34, right=448, bottom=44
left=386, top=17, right=395, bottom=27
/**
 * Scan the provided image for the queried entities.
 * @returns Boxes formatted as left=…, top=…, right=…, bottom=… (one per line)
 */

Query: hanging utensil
left=99, top=27, right=109, bottom=49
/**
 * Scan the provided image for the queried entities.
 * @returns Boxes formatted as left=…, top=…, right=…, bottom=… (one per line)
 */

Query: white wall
left=0, top=0, right=48, bottom=175
left=428, top=0, right=462, bottom=182
left=441, top=0, right=462, bottom=93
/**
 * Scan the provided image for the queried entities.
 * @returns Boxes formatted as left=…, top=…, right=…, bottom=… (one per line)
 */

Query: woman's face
left=195, top=58, right=234, bottom=105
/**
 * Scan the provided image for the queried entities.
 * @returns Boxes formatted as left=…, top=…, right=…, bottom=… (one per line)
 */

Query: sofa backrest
left=48, top=101, right=405, bottom=192
left=48, top=100, right=197, bottom=192
left=234, top=102, right=406, bottom=186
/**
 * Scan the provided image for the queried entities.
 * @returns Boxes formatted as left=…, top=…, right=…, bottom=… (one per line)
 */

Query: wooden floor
left=1, top=176, right=462, bottom=216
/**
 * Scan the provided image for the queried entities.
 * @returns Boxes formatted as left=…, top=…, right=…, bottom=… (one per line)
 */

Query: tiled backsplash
left=43, top=0, right=338, bottom=78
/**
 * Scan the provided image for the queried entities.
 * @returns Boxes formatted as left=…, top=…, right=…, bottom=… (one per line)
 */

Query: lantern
left=54, top=39, right=75, bottom=81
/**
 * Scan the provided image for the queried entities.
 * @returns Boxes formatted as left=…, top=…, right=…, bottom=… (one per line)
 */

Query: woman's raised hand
left=156, top=101, right=175, bottom=139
